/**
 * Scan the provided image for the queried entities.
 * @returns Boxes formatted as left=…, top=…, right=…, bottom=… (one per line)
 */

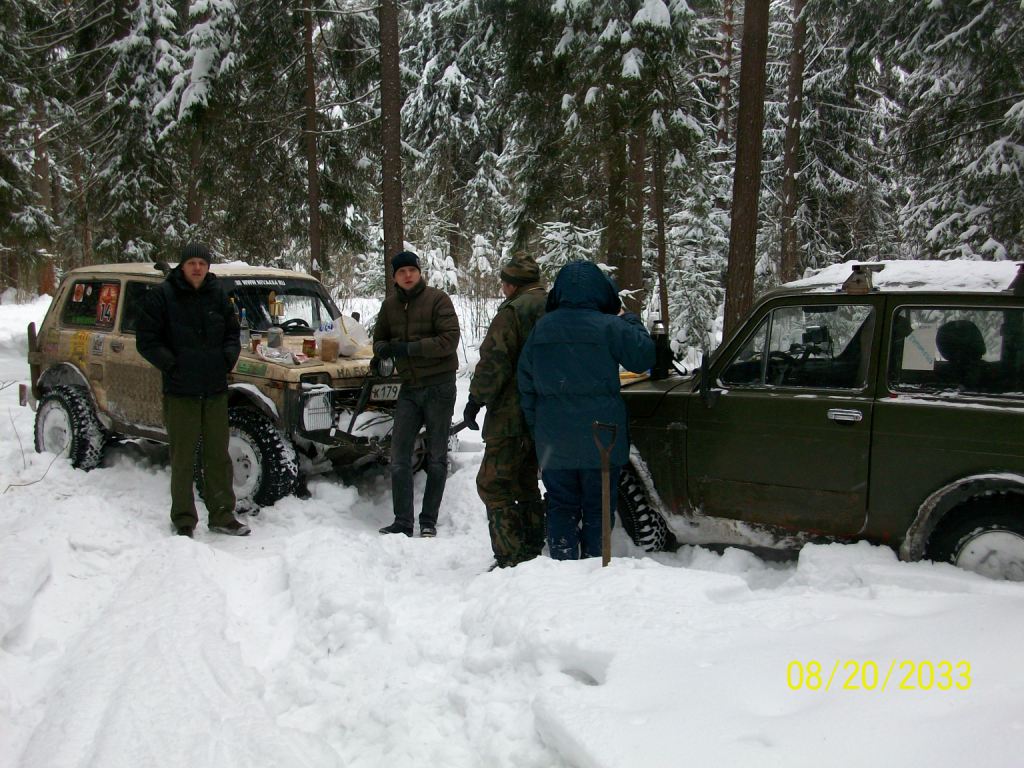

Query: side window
left=721, top=316, right=769, bottom=385
left=121, top=281, right=155, bottom=333
left=889, top=307, right=1024, bottom=396
left=61, top=280, right=121, bottom=330
left=720, top=304, right=874, bottom=389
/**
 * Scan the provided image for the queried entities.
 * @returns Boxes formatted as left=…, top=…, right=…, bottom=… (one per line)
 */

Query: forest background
left=2, top=0, right=1022, bottom=353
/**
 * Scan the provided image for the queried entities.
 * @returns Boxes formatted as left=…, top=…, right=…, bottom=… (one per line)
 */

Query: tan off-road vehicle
left=23, top=262, right=405, bottom=508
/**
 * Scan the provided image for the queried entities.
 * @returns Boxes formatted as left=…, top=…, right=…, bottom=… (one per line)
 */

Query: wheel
left=280, top=318, right=311, bottom=331
left=617, top=464, right=675, bottom=552
left=196, top=407, right=298, bottom=508
left=926, top=496, right=1024, bottom=581
left=34, top=385, right=107, bottom=470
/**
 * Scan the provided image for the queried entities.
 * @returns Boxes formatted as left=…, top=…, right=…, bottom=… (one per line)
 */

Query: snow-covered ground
left=1, top=292, right=1023, bottom=768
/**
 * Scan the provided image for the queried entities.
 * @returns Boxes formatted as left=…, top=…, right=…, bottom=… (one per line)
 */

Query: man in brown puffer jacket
left=373, top=250, right=461, bottom=538
left=464, top=253, right=547, bottom=567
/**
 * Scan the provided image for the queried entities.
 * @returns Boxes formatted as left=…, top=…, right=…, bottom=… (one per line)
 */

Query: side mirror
left=699, top=352, right=720, bottom=408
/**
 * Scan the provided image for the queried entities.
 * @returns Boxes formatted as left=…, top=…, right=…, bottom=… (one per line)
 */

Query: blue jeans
left=541, top=466, right=621, bottom=560
left=389, top=380, right=457, bottom=530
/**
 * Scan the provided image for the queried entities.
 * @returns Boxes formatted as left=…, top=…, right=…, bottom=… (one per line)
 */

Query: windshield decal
left=232, top=278, right=289, bottom=287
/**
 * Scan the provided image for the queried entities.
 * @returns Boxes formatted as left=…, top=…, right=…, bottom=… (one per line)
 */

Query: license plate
left=370, top=382, right=401, bottom=401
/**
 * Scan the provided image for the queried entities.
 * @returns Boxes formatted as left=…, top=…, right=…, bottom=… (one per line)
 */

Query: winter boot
left=519, top=499, right=547, bottom=561
left=379, top=521, right=413, bottom=536
left=210, top=518, right=251, bottom=536
left=487, top=506, right=522, bottom=566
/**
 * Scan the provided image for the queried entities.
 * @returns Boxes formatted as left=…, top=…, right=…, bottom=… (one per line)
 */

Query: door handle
left=827, top=408, right=862, bottom=424
left=110, top=339, right=124, bottom=352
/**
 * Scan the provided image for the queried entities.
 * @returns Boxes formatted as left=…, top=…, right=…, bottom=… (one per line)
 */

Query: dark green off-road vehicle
left=619, top=260, right=1024, bottom=580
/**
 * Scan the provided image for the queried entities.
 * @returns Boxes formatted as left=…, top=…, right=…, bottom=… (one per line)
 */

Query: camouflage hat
left=500, top=253, right=540, bottom=286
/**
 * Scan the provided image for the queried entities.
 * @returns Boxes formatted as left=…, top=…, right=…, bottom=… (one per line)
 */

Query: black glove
left=463, top=395, right=483, bottom=430
left=389, top=341, right=410, bottom=358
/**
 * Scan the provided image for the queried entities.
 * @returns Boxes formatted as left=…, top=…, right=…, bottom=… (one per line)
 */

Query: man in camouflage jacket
left=464, top=254, right=547, bottom=567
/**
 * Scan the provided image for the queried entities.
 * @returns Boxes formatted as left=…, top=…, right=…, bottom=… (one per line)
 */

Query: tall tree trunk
left=33, top=98, right=54, bottom=295
left=32, top=100, right=52, bottom=214
left=304, top=9, right=322, bottom=281
left=651, top=139, right=670, bottom=325
left=779, top=0, right=806, bottom=283
left=619, top=131, right=646, bottom=313
left=723, top=0, right=770, bottom=339
left=718, top=0, right=735, bottom=146
left=186, top=123, right=204, bottom=226
left=72, top=152, right=92, bottom=269
left=447, top=194, right=465, bottom=269
left=378, top=0, right=404, bottom=295
left=604, top=100, right=629, bottom=272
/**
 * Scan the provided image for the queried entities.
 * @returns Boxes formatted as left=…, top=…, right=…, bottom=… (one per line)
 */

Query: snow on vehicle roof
left=787, top=259, right=1020, bottom=293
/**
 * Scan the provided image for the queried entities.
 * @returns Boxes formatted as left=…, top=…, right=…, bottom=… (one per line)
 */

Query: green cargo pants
left=164, top=393, right=236, bottom=530
left=477, top=435, right=545, bottom=566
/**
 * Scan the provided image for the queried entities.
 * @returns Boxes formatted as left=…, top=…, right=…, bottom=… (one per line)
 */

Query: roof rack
left=840, top=263, right=885, bottom=294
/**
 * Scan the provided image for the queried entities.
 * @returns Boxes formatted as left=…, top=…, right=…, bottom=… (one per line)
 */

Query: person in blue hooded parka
left=517, top=260, right=655, bottom=560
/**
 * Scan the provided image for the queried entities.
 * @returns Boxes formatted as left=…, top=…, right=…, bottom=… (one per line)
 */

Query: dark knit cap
left=391, top=250, right=420, bottom=272
left=500, top=253, right=541, bottom=286
left=180, top=241, right=212, bottom=265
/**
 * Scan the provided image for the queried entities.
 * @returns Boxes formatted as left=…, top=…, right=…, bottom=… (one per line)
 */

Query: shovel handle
left=592, top=422, right=617, bottom=459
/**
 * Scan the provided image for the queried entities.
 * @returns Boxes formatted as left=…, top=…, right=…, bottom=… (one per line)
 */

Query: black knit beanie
left=391, top=250, right=420, bottom=272
left=180, top=242, right=212, bottom=265
left=500, top=253, right=540, bottom=286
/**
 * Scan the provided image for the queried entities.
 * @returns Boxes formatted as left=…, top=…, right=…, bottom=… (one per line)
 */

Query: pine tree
left=403, top=0, right=507, bottom=281
left=1, top=0, right=57, bottom=289
left=879, top=0, right=1024, bottom=260
left=89, top=0, right=183, bottom=260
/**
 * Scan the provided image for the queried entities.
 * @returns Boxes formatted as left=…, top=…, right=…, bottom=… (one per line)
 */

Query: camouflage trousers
left=476, top=435, right=545, bottom=567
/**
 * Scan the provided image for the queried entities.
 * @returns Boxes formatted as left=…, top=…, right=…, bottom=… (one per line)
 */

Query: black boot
left=379, top=521, right=413, bottom=536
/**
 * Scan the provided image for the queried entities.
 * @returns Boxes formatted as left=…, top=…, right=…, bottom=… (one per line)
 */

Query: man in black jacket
left=137, top=242, right=248, bottom=537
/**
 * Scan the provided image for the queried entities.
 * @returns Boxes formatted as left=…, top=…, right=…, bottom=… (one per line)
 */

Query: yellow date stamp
left=787, top=660, right=972, bottom=692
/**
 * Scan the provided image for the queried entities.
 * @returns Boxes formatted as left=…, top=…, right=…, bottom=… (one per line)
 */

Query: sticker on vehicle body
left=236, top=360, right=268, bottom=376
left=95, top=283, right=120, bottom=329
left=70, top=331, right=89, bottom=362
left=91, top=334, right=104, bottom=355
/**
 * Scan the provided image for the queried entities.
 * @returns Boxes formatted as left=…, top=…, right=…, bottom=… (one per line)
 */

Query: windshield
left=222, top=276, right=341, bottom=333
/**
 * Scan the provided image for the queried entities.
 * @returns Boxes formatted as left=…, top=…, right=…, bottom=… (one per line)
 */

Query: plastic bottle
left=240, top=308, right=251, bottom=349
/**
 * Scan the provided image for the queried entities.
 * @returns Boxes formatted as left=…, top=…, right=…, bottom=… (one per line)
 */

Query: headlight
left=301, top=372, right=332, bottom=387
left=375, top=356, right=396, bottom=377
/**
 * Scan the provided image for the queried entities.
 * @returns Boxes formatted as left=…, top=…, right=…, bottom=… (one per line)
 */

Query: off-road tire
left=34, top=385, right=107, bottom=470
left=926, top=495, right=1024, bottom=580
left=196, top=407, right=298, bottom=508
left=617, top=464, right=674, bottom=552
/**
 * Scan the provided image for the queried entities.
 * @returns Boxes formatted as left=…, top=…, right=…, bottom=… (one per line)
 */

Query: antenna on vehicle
left=841, top=263, right=885, bottom=295
left=1008, top=263, right=1024, bottom=296
left=154, top=261, right=170, bottom=276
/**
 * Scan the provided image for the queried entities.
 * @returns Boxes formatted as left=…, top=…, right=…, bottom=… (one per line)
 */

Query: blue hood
left=546, top=261, right=622, bottom=314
